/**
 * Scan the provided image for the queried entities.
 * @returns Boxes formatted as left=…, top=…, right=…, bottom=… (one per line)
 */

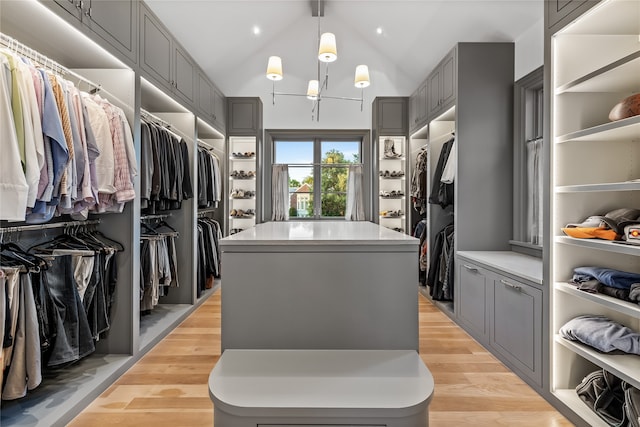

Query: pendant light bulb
left=266, top=56, right=283, bottom=81
left=354, top=65, right=370, bottom=88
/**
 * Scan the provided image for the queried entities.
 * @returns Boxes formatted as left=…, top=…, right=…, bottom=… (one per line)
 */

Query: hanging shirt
left=0, top=55, right=29, bottom=220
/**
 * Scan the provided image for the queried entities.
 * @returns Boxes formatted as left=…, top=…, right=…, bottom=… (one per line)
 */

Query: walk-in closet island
left=219, top=221, right=420, bottom=351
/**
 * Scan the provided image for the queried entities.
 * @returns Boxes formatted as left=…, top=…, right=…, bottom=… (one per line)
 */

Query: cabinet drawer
left=491, top=276, right=542, bottom=385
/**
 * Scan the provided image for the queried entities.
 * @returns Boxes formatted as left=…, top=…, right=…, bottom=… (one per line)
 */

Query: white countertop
left=209, top=349, right=434, bottom=414
left=457, top=251, right=543, bottom=284
left=221, top=221, right=419, bottom=246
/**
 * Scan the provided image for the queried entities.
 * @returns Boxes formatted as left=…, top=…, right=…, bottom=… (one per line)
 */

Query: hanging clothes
left=428, top=136, right=455, bottom=209
left=0, top=228, right=122, bottom=400
left=0, top=49, right=137, bottom=222
left=197, top=147, right=221, bottom=209
left=140, top=120, right=194, bottom=214
left=196, top=217, right=222, bottom=296
left=139, top=221, right=180, bottom=313
left=427, top=223, right=455, bottom=301
left=410, top=147, right=429, bottom=215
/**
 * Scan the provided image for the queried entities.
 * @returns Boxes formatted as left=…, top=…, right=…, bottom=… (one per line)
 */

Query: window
left=513, top=67, right=544, bottom=254
left=272, top=134, right=363, bottom=219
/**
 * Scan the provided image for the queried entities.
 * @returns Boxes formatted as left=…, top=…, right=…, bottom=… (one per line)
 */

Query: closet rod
left=140, top=213, right=171, bottom=222
left=198, top=140, right=224, bottom=153
left=141, top=109, right=194, bottom=142
left=429, top=131, right=455, bottom=145
left=0, top=32, right=130, bottom=111
left=197, top=208, right=216, bottom=217
left=278, top=163, right=363, bottom=167
left=0, top=219, right=101, bottom=234
left=525, top=136, right=543, bottom=144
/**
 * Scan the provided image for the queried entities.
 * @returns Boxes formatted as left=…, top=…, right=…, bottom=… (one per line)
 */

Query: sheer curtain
left=345, top=164, right=365, bottom=221
left=271, top=164, right=289, bottom=221
left=526, top=138, right=543, bottom=245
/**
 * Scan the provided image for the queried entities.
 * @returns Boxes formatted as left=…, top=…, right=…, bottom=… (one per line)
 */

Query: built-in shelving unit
left=0, top=1, right=227, bottom=426
left=228, top=136, right=257, bottom=235
left=378, top=136, right=408, bottom=233
left=547, top=1, right=640, bottom=425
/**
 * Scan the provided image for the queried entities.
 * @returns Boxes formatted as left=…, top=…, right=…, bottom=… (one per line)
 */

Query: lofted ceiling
left=145, top=0, right=544, bottom=98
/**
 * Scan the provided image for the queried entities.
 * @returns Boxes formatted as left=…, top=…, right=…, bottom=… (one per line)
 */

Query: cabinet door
left=427, top=67, right=442, bottom=119
left=228, top=98, right=260, bottom=135
left=213, top=87, right=226, bottom=132
left=53, top=0, right=82, bottom=19
left=140, top=4, right=172, bottom=91
left=491, top=276, right=542, bottom=386
left=458, top=262, right=488, bottom=341
left=410, top=82, right=428, bottom=133
left=86, top=0, right=137, bottom=62
left=197, top=72, right=215, bottom=118
left=377, top=98, right=407, bottom=135
left=440, top=49, right=456, bottom=110
left=547, top=0, right=592, bottom=29
left=173, top=44, right=195, bottom=104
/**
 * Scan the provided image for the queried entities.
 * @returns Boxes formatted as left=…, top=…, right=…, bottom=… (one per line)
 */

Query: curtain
left=526, top=138, right=543, bottom=245
left=345, top=164, right=365, bottom=221
left=271, top=164, right=289, bottom=221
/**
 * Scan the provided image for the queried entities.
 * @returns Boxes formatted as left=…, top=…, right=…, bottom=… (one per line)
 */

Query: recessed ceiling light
left=376, top=27, right=383, bottom=35
left=253, top=26, right=261, bottom=35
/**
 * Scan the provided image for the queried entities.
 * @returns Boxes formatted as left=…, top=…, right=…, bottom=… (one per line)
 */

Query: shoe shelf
left=378, top=136, right=408, bottom=233
left=228, top=136, right=257, bottom=234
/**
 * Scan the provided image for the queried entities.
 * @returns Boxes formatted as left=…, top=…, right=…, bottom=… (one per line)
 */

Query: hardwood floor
left=68, top=289, right=574, bottom=427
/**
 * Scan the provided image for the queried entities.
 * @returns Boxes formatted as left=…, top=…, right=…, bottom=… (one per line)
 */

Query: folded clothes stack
left=560, top=314, right=640, bottom=355
left=569, top=266, right=640, bottom=305
left=562, top=208, right=640, bottom=242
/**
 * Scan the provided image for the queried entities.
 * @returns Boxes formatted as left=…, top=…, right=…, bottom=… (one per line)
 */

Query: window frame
left=511, top=66, right=544, bottom=257
left=265, top=129, right=371, bottom=221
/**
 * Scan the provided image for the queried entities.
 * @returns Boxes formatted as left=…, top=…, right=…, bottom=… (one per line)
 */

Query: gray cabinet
left=409, top=81, right=428, bottom=134
left=427, top=47, right=456, bottom=120
left=227, top=97, right=262, bottom=136
left=373, top=97, right=408, bottom=136
left=197, top=73, right=226, bottom=133
left=213, top=86, right=226, bottom=132
left=46, top=0, right=137, bottom=63
left=490, top=276, right=542, bottom=386
left=457, top=262, right=488, bottom=341
left=457, top=253, right=544, bottom=390
left=140, top=3, right=195, bottom=106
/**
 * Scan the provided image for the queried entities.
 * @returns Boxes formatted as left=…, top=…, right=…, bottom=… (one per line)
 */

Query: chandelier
left=265, top=0, right=371, bottom=121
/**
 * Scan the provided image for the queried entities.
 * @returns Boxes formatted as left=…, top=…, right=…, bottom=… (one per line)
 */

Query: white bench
left=208, top=349, right=434, bottom=427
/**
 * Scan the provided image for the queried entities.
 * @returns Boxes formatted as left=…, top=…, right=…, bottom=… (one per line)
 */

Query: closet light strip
left=0, top=32, right=130, bottom=110
left=0, top=219, right=101, bottom=234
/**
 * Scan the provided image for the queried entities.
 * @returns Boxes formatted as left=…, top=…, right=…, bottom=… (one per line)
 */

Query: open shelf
left=555, top=181, right=640, bottom=193
left=555, top=282, right=640, bottom=318
left=556, top=50, right=640, bottom=94
left=555, top=336, right=640, bottom=389
left=555, top=115, right=640, bottom=144
left=555, top=236, right=640, bottom=256
left=552, top=389, right=609, bottom=427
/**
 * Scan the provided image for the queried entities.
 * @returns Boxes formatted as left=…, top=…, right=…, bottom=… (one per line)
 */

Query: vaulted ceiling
left=145, top=0, right=544, bottom=98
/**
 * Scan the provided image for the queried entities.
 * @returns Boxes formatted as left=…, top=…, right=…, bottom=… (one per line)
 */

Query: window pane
left=321, top=141, right=360, bottom=164
left=321, top=193, right=346, bottom=217
left=275, top=141, right=313, bottom=164
left=288, top=166, right=313, bottom=218
left=320, top=166, right=348, bottom=192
